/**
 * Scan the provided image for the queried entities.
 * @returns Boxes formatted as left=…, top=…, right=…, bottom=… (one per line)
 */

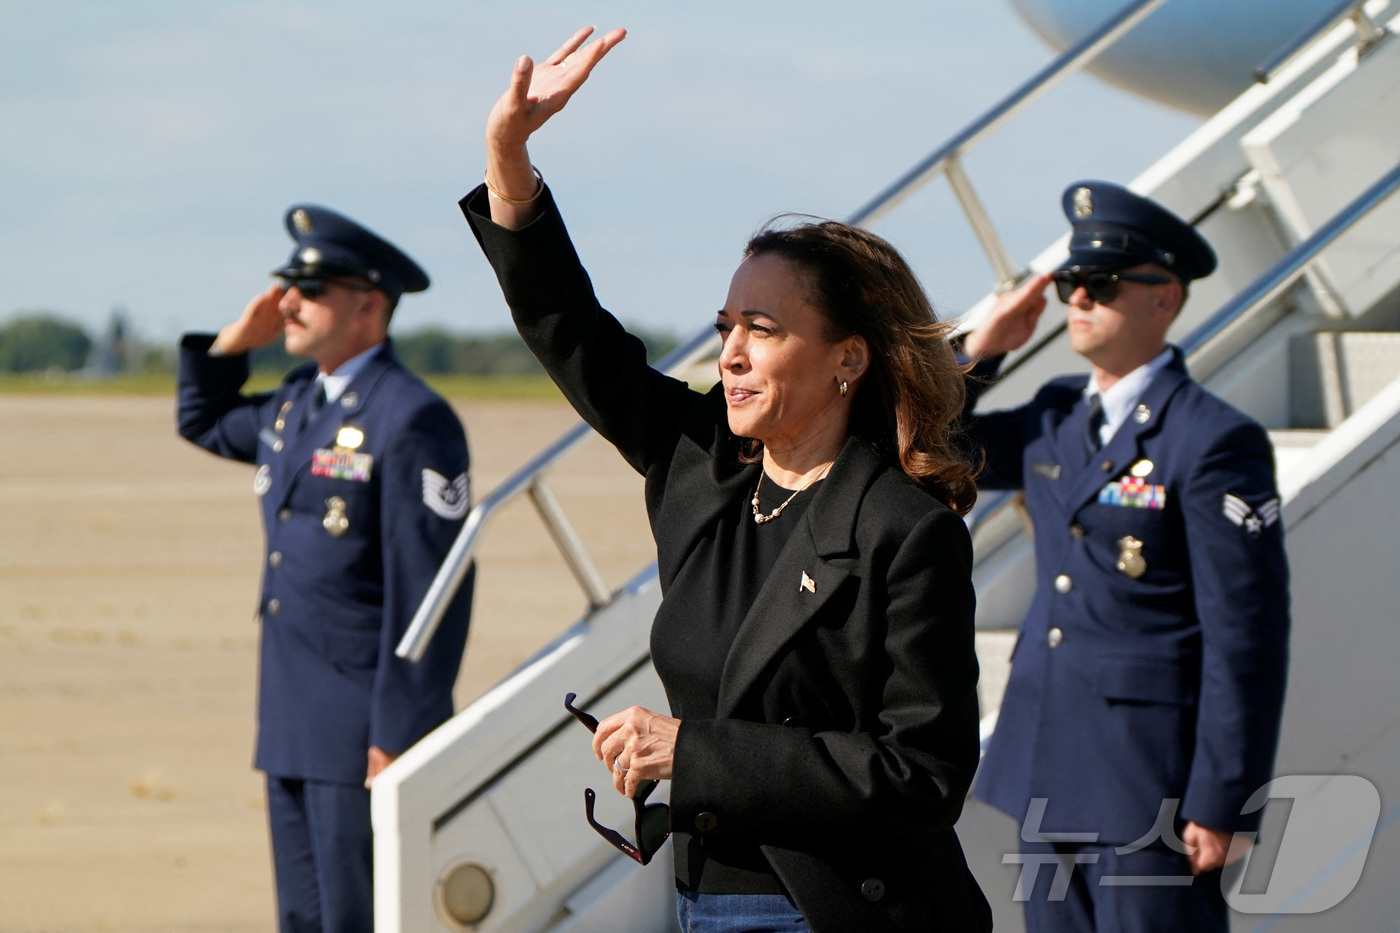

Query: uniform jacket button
left=782, top=716, right=807, bottom=728
left=1069, top=523, right=1085, bottom=538
left=267, top=598, right=281, bottom=616
left=1055, top=574, right=1073, bottom=593
left=1047, top=627, right=1063, bottom=648
left=268, top=551, right=283, bottom=568
left=277, top=508, right=292, bottom=522
left=860, top=878, right=886, bottom=902
left=694, top=812, right=718, bottom=833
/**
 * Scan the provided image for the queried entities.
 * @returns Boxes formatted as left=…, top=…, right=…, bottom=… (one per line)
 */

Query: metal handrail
left=1254, top=0, right=1389, bottom=84
left=968, top=159, right=1400, bottom=538
left=1179, top=160, right=1400, bottom=356
left=849, top=0, right=1172, bottom=285
left=395, top=326, right=717, bottom=661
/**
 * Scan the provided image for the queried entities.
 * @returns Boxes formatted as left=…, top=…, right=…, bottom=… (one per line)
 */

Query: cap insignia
left=298, top=246, right=322, bottom=266
left=1073, top=187, right=1094, bottom=219
left=292, top=209, right=314, bottom=234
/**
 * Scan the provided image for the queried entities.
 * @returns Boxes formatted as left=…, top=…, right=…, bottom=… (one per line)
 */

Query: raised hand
left=961, top=271, right=1054, bottom=361
left=210, top=282, right=287, bottom=356
left=484, top=26, right=626, bottom=227
left=487, top=26, right=627, bottom=156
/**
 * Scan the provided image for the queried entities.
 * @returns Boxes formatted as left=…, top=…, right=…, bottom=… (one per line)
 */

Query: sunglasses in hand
left=564, top=692, right=671, bottom=866
left=1051, top=270, right=1172, bottom=305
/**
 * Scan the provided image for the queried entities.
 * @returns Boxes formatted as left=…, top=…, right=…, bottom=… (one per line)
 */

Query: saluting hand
left=592, top=705, right=679, bottom=799
left=961, top=271, right=1054, bottom=361
left=210, top=282, right=287, bottom=356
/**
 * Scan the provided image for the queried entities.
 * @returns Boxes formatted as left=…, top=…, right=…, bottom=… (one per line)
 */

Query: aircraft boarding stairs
left=374, top=3, right=1400, bottom=930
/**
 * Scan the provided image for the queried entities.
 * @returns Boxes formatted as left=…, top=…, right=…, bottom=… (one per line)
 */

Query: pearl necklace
left=751, top=461, right=833, bottom=524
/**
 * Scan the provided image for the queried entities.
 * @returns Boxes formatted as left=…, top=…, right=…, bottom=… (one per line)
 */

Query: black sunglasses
left=278, top=276, right=375, bottom=301
left=564, top=692, right=671, bottom=866
left=1052, top=270, right=1172, bottom=305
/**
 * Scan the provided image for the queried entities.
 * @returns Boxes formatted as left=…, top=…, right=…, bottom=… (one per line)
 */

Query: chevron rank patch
left=1222, top=493, right=1280, bottom=537
left=311, top=448, right=373, bottom=482
left=1098, top=476, right=1166, bottom=509
left=422, top=469, right=469, bottom=520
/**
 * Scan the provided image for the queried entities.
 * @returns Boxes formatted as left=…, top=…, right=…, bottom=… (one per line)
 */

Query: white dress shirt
left=315, top=342, right=384, bottom=404
left=1083, top=346, right=1174, bottom=447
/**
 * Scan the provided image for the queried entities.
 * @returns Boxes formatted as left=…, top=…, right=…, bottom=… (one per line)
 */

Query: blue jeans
left=676, top=889, right=809, bottom=932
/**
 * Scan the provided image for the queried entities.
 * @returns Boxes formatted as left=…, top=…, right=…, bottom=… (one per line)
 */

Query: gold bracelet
left=485, top=166, right=544, bottom=204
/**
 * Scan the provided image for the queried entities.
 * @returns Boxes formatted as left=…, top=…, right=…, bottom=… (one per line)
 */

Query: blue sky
left=0, top=1, right=1200, bottom=342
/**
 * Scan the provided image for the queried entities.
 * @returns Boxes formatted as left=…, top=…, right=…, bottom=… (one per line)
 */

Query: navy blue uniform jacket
left=177, top=336, right=473, bottom=784
left=462, top=186, right=990, bottom=932
left=968, top=352, right=1290, bottom=843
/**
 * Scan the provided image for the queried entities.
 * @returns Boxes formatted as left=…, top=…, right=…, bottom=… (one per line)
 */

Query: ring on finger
left=613, top=760, right=627, bottom=774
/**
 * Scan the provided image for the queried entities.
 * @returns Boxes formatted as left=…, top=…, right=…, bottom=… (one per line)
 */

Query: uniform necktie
left=1084, top=393, right=1105, bottom=456
left=309, top=381, right=327, bottom=417
left=300, top=380, right=326, bottom=431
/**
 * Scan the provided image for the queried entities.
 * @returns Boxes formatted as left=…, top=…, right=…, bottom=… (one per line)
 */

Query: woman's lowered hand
left=593, top=705, right=678, bottom=798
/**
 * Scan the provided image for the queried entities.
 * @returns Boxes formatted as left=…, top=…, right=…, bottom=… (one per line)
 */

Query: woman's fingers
left=508, top=55, right=533, bottom=107
left=571, top=27, right=627, bottom=77
left=544, top=25, right=597, bottom=66
left=590, top=706, right=678, bottom=795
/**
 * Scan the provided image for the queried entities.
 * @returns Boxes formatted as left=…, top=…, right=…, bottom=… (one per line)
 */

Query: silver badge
left=253, top=464, right=272, bottom=497
left=323, top=496, right=349, bottom=537
left=1117, top=535, right=1146, bottom=578
left=1073, top=186, right=1094, bottom=218
left=292, top=208, right=314, bottom=234
left=1134, top=403, right=1151, bottom=424
left=340, top=392, right=359, bottom=410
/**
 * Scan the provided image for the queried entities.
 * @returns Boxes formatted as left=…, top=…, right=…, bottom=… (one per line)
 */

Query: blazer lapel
left=1065, top=348, right=1191, bottom=514
left=652, top=391, right=757, bottom=587
left=715, top=439, right=882, bottom=719
left=1041, top=376, right=1091, bottom=511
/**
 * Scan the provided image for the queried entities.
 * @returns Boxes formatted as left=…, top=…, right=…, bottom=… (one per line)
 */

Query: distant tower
left=86, top=307, right=130, bottom=377
left=1007, top=0, right=1336, bottom=114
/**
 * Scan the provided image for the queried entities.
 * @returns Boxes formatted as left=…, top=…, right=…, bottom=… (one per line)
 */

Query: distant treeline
left=0, top=312, right=678, bottom=377
left=0, top=314, right=93, bottom=373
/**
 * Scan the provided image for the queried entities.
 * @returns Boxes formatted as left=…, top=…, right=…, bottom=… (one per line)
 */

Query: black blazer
left=462, top=186, right=990, bottom=932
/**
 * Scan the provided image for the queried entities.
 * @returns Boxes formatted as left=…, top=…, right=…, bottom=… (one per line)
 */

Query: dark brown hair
left=742, top=217, right=978, bottom=515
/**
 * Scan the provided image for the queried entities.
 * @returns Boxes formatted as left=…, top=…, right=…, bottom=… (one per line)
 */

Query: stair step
left=1269, top=428, right=1329, bottom=477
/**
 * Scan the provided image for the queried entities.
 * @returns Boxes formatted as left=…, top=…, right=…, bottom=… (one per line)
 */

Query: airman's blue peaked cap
left=1059, top=181, right=1216, bottom=281
left=271, top=204, right=430, bottom=301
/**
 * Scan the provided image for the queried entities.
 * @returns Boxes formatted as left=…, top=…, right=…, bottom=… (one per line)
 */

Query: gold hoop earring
left=839, top=380, right=849, bottom=398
